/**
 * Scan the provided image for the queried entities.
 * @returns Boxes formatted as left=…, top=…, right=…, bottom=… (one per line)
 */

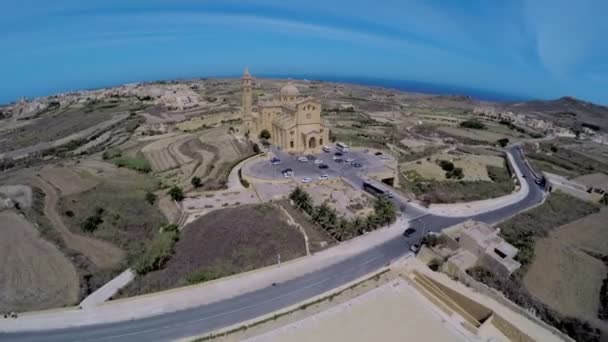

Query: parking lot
left=243, top=144, right=393, bottom=184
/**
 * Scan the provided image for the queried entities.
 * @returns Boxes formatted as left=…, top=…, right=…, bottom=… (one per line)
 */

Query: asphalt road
left=2, top=146, right=545, bottom=342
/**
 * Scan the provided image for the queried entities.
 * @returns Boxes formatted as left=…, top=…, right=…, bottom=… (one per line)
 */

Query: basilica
left=241, top=68, right=329, bottom=154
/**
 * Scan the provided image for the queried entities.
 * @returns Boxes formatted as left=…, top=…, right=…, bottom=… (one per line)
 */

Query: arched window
left=319, top=138, right=323, bottom=145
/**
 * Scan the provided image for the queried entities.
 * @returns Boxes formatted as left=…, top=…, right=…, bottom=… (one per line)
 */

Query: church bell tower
left=242, top=67, right=253, bottom=134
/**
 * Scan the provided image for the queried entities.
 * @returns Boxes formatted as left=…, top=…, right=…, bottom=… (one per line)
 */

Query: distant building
left=241, top=68, right=329, bottom=154
left=442, top=220, right=521, bottom=277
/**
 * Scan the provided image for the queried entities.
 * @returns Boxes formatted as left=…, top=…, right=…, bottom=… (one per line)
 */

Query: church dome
left=280, top=83, right=300, bottom=96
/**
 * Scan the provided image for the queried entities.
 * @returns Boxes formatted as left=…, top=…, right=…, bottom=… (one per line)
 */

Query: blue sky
left=1, top=0, right=607, bottom=104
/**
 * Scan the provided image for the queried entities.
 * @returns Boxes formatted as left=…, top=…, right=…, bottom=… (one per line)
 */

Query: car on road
left=318, top=174, right=329, bottom=180
left=318, top=164, right=329, bottom=169
left=298, top=156, right=308, bottom=162
left=301, top=177, right=312, bottom=183
left=281, top=168, right=294, bottom=177
left=386, top=191, right=394, bottom=198
left=314, top=159, right=323, bottom=164
left=409, top=243, right=420, bottom=253
left=381, top=155, right=390, bottom=160
left=334, top=152, right=343, bottom=157
left=270, top=157, right=282, bottom=165
left=322, top=145, right=331, bottom=153
left=345, top=158, right=354, bottom=163
left=334, top=158, right=343, bottom=163
left=375, top=151, right=383, bottom=156
left=306, top=155, right=316, bottom=161
left=402, top=228, right=416, bottom=237
left=351, top=161, right=363, bottom=168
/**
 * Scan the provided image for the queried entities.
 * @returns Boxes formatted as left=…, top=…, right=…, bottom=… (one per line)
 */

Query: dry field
left=401, top=151, right=505, bottom=182
left=0, top=210, right=79, bottom=312
left=437, top=126, right=513, bottom=143
left=575, top=172, right=608, bottom=190
left=117, top=204, right=306, bottom=297
left=39, top=165, right=99, bottom=195
left=523, top=208, right=608, bottom=328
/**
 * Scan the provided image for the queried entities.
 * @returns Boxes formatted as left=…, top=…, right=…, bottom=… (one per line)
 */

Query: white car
left=331, top=155, right=339, bottom=160
left=301, top=177, right=312, bottom=183
left=314, top=159, right=323, bottom=164
left=381, top=155, right=390, bottom=160
left=298, top=156, right=308, bottom=162
left=318, top=174, right=329, bottom=180
left=345, top=158, right=354, bottom=163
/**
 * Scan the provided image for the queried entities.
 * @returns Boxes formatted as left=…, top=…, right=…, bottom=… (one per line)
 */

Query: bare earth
left=0, top=210, right=79, bottom=312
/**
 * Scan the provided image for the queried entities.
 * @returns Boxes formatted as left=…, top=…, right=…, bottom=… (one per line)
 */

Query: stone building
left=241, top=68, right=329, bottom=154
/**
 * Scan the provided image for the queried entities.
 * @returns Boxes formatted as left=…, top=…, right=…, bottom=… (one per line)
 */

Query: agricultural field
left=526, top=142, right=608, bottom=179
left=141, top=133, right=193, bottom=171
left=0, top=210, right=79, bottom=312
left=523, top=208, right=608, bottom=328
left=399, top=150, right=515, bottom=203
left=116, top=204, right=306, bottom=297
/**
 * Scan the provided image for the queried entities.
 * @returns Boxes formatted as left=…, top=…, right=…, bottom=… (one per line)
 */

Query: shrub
left=102, top=148, right=122, bottom=160
left=446, top=167, right=464, bottom=179
left=112, top=156, right=151, bottom=173
left=252, top=143, right=261, bottom=154
left=259, top=129, right=271, bottom=140
left=64, top=210, right=74, bottom=217
left=191, top=176, right=202, bottom=188
left=437, top=160, right=455, bottom=172
left=133, top=230, right=179, bottom=275
left=497, top=138, right=509, bottom=147
left=168, top=185, right=184, bottom=202
left=81, top=211, right=103, bottom=232
left=185, top=270, right=223, bottom=285
left=145, top=191, right=157, bottom=205
left=460, top=120, right=486, bottom=129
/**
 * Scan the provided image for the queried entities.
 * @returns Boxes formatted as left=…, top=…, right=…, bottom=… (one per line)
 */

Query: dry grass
left=524, top=208, right=608, bottom=326
left=0, top=210, right=79, bottom=312
left=401, top=152, right=505, bottom=182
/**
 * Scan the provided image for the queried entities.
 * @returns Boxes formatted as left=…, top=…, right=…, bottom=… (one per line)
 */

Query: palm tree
left=374, top=196, right=397, bottom=225
left=290, top=187, right=313, bottom=213
left=351, top=216, right=365, bottom=236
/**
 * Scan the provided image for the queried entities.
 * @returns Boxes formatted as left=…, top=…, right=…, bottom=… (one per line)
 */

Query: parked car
left=301, top=177, right=312, bottom=183
left=306, top=155, right=316, bottom=161
left=322, top=145, right=331, bottom=153
left=318, top=164, right=329, bottom=169
left=298, top=156, right=308, bottom=162
left=314, top=159, right=323, bottom=164
left=345, top=158, right=354, bottom=163
left=270, top=157, right=282, bottom=165
left=318, top=174, right=329, bottom=180
left=334, top=158, right=343, bottom=163
left=351, top=161, right=363, bottom=168
left=375, top=151, right=383, bottom=156
left=381, top=155, right=390, bottom=160
left=281, top=168, right=294, bottom=177
left=334, top=152, right=343, bottom=156
left=402, top=228, right=416, bottom=237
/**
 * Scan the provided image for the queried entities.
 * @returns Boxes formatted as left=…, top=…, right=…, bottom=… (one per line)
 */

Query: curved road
left=3, top=146, right=545, bottom=342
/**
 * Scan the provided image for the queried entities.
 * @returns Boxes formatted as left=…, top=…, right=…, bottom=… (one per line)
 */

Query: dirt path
left=20, top=176, right=125, bottom=269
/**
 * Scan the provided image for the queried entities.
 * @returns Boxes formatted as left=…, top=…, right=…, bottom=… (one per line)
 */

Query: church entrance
left=308, top=137, right=317, bottom=149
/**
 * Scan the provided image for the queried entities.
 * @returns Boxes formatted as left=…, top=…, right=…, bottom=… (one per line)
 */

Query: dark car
left=334, top=152, right=343, bottom=156
left=281, top=168, right=293, bottom=174
left=403, top=228, right=416, bottom=237
left=351, top=161, right=363, bottom=168
left=318, top=164, right=329, bottom=169
left=334, top=158, right=343, bottom=163
left=374, top=151, right=383, bottom=156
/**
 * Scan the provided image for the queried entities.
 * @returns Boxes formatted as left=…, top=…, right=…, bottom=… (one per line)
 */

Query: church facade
left=241, top=68, right=329, bottom=154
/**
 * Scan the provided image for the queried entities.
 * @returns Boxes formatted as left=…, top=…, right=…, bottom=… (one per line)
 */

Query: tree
left=168, top=185, right=184, bottom=202
left=351, top=216, right=366, bottom=235
left=600, top=194, right=608, bottom=206
left=259, top=129, right=271, bottom=140
left=373, top=196, right=397, bottom=226
left=459, top=120, right=486, bottom=129
left=145, top=191, right=157, bottom=205
left=289, top=187, right=313, bottom=214
left=191, top=176, right=202, bottom=188
left=446, top=167, right=464, bottom=179
left=252, top=143, right=261, bottom=154
left=497, top=138, right=509, bottom=147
